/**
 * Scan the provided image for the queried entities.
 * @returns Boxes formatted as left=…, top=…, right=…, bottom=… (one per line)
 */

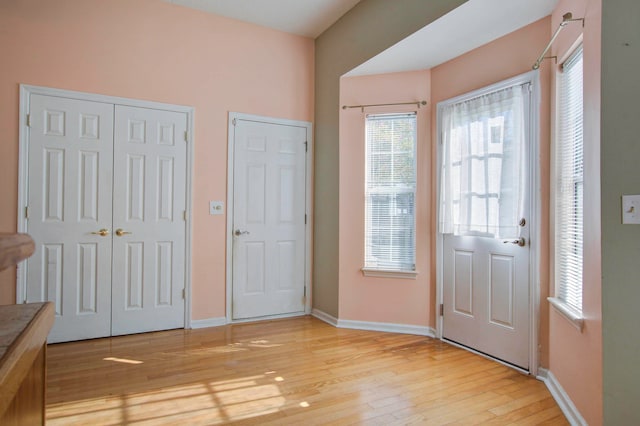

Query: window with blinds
left=364, top=113, right=417, bottom=272
left=555, top=45, right=584, bottom=315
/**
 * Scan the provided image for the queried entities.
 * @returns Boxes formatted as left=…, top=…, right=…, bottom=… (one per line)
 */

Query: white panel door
left=443, top=234, right=530, bottom=368
left=111, top=105, right=187, bottom=335
left=232, top=119, right=307, bottom=320
left=26, top=94, right=114, bottom=343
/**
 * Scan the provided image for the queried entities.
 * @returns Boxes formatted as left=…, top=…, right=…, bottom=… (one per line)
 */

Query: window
left=551, top=45, right=584, bottom=325
left=363, top=113, right=417, bottom=276
left=439, top=83, right=529, bottom=239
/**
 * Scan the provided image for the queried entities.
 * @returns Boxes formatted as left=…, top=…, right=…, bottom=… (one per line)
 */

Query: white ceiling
left=164, top=0, right=362, bottom=38
left=164, top=0, right=559, bottom=76
left=346, top=0, right=559, bottom=76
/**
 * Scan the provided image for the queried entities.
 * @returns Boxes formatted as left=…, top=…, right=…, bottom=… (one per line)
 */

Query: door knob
left=234, top=229, right=250, bottom=236
left=91, top=228, right=109, bottom=237
left=115, top=228, right=132, bottom=237
left=503, top=237, right=526, bottom=247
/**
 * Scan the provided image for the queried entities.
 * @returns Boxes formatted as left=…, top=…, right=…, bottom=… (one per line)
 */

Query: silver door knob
left=503, top=237, right=526, bottom=247
left=234, top=229, right=250, bottom=236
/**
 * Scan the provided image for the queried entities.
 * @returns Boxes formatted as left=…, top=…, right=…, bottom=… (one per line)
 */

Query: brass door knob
left=115, top=228, right=132, bottom=237
left=90, top=229, right=109, bottom=237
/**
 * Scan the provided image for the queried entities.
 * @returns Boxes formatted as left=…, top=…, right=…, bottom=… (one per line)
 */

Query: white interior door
left=24, top=92, right=188, bottom=342
left=111, top=105, right=187, bottom=335
left=26, top=94, right=114, bottom=343
left=232, top=119, right=307, bottom=320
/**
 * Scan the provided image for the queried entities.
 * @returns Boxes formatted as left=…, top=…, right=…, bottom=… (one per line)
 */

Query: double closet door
left=25, top=94, right=187, bottom=343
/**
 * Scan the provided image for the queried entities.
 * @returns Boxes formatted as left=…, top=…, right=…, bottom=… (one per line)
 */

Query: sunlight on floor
left=47, top=372, right=293, bottom=425
left=103, top=357, right=144, bottom=365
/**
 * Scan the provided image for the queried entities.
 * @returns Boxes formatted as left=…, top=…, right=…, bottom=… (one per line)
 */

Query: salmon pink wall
left=339, top=70, right=432, bottom=327
left=431, top=18, right=552, bottom=353
left=548, top=0, right=602, bottom=424
left=0, top=0, right=314, bottom=320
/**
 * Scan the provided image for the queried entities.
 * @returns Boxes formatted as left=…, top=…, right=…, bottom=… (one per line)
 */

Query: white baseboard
left=311, top=309, right=339, bottom=327
left=537, top=368, right=587, bottom=426
left=337, top=318, right=436, bottom=337
left=190, top=317, right=227, bottom=329
left=311, top=309, right=435, bottom=336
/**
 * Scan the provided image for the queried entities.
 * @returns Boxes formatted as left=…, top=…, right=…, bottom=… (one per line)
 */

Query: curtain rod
left=532, top=12, right=584, bottom=70
left=342, top=100, right=427, bottom=112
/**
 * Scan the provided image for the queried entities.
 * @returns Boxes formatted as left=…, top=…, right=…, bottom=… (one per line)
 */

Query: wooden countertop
left=0, top=233, right=34, bottom=272
left=0, top=302, right=54, bottom=417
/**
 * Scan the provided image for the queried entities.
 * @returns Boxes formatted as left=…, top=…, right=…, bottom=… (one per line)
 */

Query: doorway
left=17, top=85, right=194, bottom=343
left=436, top=72, right=540, bottom=372
left=226, top=113, right=312, bottom=322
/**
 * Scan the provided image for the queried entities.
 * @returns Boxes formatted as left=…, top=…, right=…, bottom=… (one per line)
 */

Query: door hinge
left=183, top=210, right=187, bottom=221
left=232, top=118, right=237, bottom=126
left=304, top=141, right=308, bottom=152
left=440, top=303, right=444, bottom=316
left=304, top=214, right=307, bottom=225
left=302, top=286, right=307, bottom=305
left=25, top=206, right=30, bottom=219
left=184, top=131, right=188, bottom=143
left=26, top=114, right=31, bottom=127
left=182, top=289, right=186, bottom=300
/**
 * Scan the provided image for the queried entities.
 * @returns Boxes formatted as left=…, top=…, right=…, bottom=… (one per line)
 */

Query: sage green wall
left=313, top=0, right=467, bottom=317
left=601, top=0, right=640, bottom=423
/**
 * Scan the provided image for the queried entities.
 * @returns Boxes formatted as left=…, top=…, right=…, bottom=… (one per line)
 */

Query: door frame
left=435, top=71, right=541, bottom=375
left=16, top=84, right=195, bottom=329
left=226, top=112, right=313, bottom=323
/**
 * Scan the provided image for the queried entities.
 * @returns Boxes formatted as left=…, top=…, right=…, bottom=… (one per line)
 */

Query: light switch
left=209, top=201, right=224, bottom=215
left=622, top=195, right=640, bottom=224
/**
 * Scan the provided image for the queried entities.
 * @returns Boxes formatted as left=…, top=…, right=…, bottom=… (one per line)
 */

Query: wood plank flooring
left=46, top=316, right=567, bottom=425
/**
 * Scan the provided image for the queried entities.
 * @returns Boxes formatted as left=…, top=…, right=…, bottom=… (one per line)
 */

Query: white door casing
left=437, top=72, right=540, bottom=371
left=228, top=115, right=311, bottom=321
left=26, top=95, right=114, bottom=343
left=111, top=105, right=187, bottom=335
left=19, top=85, right=194, bottom=343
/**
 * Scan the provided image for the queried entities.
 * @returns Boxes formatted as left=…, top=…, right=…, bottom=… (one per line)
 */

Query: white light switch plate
left=209, top=201, right=224, bottom=215
left=622, top=195, right=640, bottom=224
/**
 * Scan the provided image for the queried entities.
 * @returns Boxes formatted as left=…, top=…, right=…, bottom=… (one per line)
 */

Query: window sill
left=547, top=297, right=584, bottom=332
left=361, top=268, right=418, bottom=279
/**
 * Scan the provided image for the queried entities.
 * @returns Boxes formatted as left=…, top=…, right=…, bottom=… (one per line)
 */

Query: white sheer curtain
left=439, top=83, right=528, bottom=239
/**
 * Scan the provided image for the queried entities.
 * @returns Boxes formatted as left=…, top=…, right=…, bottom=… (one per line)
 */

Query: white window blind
left=555, top=45, right=584, bottom=314
left=365, top=113, right=417, bottom=271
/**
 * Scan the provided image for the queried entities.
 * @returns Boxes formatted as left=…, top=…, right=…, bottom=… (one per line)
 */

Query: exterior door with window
left=439, top=78, right=534, bottom=370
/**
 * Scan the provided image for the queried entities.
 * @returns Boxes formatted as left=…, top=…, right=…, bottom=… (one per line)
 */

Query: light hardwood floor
left=46, top=316, right=567, bottom=425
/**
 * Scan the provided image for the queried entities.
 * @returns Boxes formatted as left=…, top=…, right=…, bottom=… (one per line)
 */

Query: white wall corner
left=537, top=368, right=587, bottom=426
left=337, top=318, right=436, bottom=337
left=311, top=308, right=339, bottom=327
left=190, top=317, right=227, bottom=329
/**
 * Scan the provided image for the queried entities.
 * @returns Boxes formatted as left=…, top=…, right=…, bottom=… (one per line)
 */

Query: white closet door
left=232, top=119, right=307, bottom=319
left=26, top=94, right=114, bottom=343
left=111, top=105, right=187, bottom=335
